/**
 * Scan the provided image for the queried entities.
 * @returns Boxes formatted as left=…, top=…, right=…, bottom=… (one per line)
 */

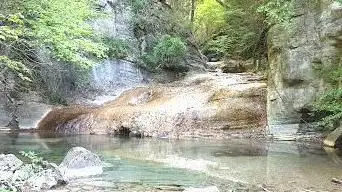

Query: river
left=0, top=133, right=342, bottom=191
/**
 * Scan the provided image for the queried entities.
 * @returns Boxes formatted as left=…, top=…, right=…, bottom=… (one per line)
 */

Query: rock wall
left=267, top=0, right=342, bottom=138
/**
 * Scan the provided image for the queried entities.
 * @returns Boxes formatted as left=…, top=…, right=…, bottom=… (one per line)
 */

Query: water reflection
left=0, top=133, right=342, bottom=191
left=8, top=130, right=19, bottom=146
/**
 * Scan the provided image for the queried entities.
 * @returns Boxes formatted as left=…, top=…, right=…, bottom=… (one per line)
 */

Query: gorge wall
left=267, top=0, right=342, bottom=138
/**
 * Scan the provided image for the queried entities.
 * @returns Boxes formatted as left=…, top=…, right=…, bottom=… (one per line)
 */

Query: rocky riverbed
left=0, top=147, right=103, bottom=192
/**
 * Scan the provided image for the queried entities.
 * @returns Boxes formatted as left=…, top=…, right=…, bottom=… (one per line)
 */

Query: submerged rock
left=39, top=72, right=267, bottom=139
left=59, top=147, right=103, bottom=180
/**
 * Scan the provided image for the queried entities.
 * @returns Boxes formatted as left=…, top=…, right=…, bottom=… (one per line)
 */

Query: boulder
left=0, top=155, right=65, bottom=192
left=59, top=147, right=103, bottom=180
left=0, top=154, right=23, bottom=172
left=0, top=149, right=102, bottom=191
left=11, top=164, right=35, bottom=182
left=324, top=125, right=342, bottom=148
left=23, top=168, right=64, bottom=191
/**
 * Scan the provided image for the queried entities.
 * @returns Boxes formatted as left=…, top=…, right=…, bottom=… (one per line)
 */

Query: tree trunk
left=190, top=0, right=196, bottom=31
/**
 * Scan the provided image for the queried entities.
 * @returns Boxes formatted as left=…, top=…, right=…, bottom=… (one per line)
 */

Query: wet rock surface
left=59, top=147, right=103, bottom=180
left=39, top=72, right=267, bottom=139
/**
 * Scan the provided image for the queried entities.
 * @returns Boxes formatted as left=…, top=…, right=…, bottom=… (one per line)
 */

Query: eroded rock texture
left=267, top=0, right=342, bottom=137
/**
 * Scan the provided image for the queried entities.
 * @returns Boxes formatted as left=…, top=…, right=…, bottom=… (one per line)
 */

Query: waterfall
left=89, top=60, right=149, bottom=105
left=83, top=0, right=147, bottom=105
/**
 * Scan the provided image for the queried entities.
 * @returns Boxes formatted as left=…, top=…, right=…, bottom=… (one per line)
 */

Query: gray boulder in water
left=59, top=147, right=103, bottom=180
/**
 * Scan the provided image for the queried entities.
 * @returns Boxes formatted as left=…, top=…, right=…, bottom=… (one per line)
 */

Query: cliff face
left=267, top=0, right=342, bottom=137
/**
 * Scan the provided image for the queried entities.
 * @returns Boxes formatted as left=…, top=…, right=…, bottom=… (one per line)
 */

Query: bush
left=103, top=38, right=130, bottom=59
left=313, top=89, right=342, bottom=131
left=141, top=35, right=187, bottom=71
left=153, top=35, right=186, bottom=65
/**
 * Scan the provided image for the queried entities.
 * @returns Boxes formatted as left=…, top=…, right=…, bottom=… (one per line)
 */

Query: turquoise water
left=1, top=133, right=342, bottom=191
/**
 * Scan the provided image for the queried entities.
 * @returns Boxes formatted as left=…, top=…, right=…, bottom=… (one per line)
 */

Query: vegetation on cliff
left=0, top=0, right=110, bottom=103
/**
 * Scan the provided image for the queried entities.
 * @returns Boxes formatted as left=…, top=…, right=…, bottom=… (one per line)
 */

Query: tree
left=194, top=0, right=266, bottom=60
left=0, top=0, right=111, bottom=104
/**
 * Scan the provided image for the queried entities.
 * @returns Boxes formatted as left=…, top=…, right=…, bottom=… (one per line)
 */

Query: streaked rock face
left=38, top=72, right=267, bottom=139
left=267, top=0, right=342, bottom=137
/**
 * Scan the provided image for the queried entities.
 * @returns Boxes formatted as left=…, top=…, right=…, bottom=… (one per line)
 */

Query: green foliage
left=142, top=35, right=187, bottom=70
left=313, top=89, right=342, bottom=131
left=19, top=151, right=45, bottom=172
left=127, top=0, right=198, bottom=71
left=312, top=57, right=342, bottom=131
left=0, top=13, right=25, bottom=41
left=194, top=0, right=225, bottom=43
left=194, top=0, right=295, bottom=61
left=0, top=56, right=32, bottom=82
left=153, top=35, right=187, bottom=65
left=23, top=0, right=108, bottom=68
left=0, top=0, right=116, bottom=104
left=103, top=38, right=130, bottom=59
left=195, top=0, right=265, bottom=59
left=257, top=0, right=294, bottom=26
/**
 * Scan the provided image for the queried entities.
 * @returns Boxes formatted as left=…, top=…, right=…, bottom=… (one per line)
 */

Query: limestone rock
left=11, top=164, right=35, bottom=182
left=267, top=0, right=342, bottom=137
left=38, top=72, right=267, bottom=139
left=0, top=154, right=23, bottom=172
left=0, top=171, right=13, bottom=182
left=0, top=154, right=65, bottom=192
left=59, top=147, right=103, bottom=180
left=23, top=168, right=64, bottom=191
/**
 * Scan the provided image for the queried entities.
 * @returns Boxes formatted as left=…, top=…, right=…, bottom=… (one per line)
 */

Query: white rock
left=184, top=186, right=220, bottom=192
left=0, top=154, right=23, bottom=172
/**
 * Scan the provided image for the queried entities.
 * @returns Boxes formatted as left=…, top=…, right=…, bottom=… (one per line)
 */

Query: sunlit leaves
left=0, top=13, right=25, bottom=42
left=194, top=0, right=265, bottom=59
left=23, top=0, right=108, bottom=68
left=142, top=35, right=187, bottom=70
left=0, top=56, right=32, bottom=82
left=194, top=0, right=225, bottom=42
